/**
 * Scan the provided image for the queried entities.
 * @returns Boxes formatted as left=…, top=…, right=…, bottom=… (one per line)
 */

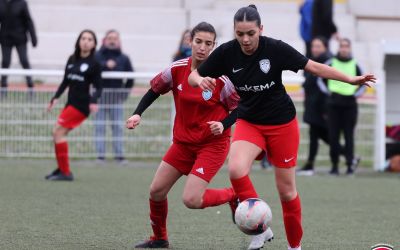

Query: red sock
left=201, top=187, right=235, bottom=208
left=230, top=175, right=258, bottom=202
left=55, top=142, right=70, bottom=175
left=149, top=199, right=168, bottom=240
left=281, top=194, right=302, bottom=248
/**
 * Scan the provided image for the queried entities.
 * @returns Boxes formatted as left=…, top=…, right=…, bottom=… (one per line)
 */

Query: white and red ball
left=234, top=198, right=272, bottom=235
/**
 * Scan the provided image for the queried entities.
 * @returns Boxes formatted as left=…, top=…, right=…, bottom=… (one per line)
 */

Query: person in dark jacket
left=317, top=38, right=365, bottom=175
left=298, top=37, right=332, bottom=176
left=312, top=0, right=338, bottom=46
left=0, top=0, right=37, bottom=93
left=94, top=30, right=134, bottom=163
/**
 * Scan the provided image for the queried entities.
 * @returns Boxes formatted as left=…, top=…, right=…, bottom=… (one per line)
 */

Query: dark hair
left=234, top=4, right=261, bottom=27
left=339, top=38, right=352, bottom=46
left=312, top=36, right=329, bottom=49
left=190, top=21, right=217, bottom=41
left=72, top=29, right=97, bottom=61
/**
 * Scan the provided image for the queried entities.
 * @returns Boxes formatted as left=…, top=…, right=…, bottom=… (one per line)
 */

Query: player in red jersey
left=45, top=30, right=102, bottom=181
left=126, top=22, right=240, bottom=248
left=189, top=5, right=375, bottom=250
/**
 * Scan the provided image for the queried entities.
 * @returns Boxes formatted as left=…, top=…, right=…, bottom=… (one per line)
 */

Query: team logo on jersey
left=80, top=63, right=89, bottom=72
left=371, top=244, right=393, bottom=250
left=177, top=84, right=182, bottom=91
left=202, top=90, right=212, bottom=101
left=259, top=59, right=271, bottom=74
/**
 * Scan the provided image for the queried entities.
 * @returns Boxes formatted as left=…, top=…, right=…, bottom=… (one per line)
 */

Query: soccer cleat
left=288, top=246, right=301, bottom=250
left=248, top=227, right=274, bottom=250
left=228, top=198, right=239, bottom=224
left=45, top=169, right=60, bottom=180
left=47, top=172, right=74, bottom=181
left=134, top=237, right=169, bottom=248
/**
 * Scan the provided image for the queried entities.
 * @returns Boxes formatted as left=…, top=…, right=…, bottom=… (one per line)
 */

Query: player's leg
left=46, top=106, right=86, bottom=181
left=182, top=139, right=236, bottom=210
left=136, top=142, right=191, bottom=248
left=268, top=118, right=302, bottom=250
left=46, top=124, right=73, bottom=180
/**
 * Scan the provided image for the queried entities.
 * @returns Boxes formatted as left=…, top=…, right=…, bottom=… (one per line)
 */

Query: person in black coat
left=312, top=0, right=338, bottom=46
left=298, top=36, right=342, bottom=176
left=94, top=30, right=134, bottom=163
left=0, top=0, right=37, bottom=92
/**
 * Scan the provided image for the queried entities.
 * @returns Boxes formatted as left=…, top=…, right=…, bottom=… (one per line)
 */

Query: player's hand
left=89, top=103, right=98, bottom=113
left=199, top=77, right=216, bottom=91
left=349, top=74, right=376, bottom=87
left=126, top=114, right=141, bottom=129
left=207, top=121, right=224, bottom=135
left=47, top=98, right=58, bottom=112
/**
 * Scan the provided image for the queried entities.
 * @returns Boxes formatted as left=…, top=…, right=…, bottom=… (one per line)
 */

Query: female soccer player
left=45, top=29, right=102, bottom=181
left=126, top=22, right=240, bottom=248
left=189, top=5, right=375, bottom=250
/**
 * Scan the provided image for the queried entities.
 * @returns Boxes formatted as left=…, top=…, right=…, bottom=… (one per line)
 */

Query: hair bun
left=248, top=4, right=257, bottom=10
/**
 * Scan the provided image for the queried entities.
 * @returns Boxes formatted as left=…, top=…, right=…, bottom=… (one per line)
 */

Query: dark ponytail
left=234, top=4, right=261, bottom=27
left=190, top=21, right=217, bottom=41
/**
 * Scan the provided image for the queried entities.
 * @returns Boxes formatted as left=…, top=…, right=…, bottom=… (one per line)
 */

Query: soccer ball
left=234, top=198, right=272, bottom=235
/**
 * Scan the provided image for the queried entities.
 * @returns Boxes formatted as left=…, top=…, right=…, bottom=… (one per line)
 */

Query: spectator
left=0, top=0, right=37, bottom=95
left=172, top=29, right=192, bottom=61
left=299, top=0, right=314, bottom=58
left=298, top=37, right=331, bottom=175
left=385, top=125, right=400, bottom=172
left=312, top=0, right=339, bottom=46
left=45, top=30, right=102, bottom=181
left=318, top=38, right=365, bottom=175
left=94, top=30, right=134, bottom=164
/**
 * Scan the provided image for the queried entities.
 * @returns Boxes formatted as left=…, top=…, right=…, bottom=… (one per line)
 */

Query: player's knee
left=277, top=186, right=297, bottom=201
left=228, top=160, right=247, bottom=179
left=182, top=193, right=202, bottom=209
left=149, top=183, right=168, bottom=201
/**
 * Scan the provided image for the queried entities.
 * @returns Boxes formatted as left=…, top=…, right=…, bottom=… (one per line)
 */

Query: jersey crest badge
left=80, top=63, right=89, bottom=72
left=202, top=90, right=212, bottom=101
left=259, top=59, right=271, bottom=74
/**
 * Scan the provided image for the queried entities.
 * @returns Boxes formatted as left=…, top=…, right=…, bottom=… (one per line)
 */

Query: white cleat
left=247, top=227, right=274, bottom=250
left=288, top=246, right=301, bottom=250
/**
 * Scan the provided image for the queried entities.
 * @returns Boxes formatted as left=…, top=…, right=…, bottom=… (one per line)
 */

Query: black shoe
left=329, top=167, right=339, bottom=176
left=297, top=162, right=315, bottom=176
left=47, top=172, right=74, bottom=181
left=134, top=237, right=169, bottom=248
left=346, top=168, right=354, bottom=175
left=228, top=198, right=239, bottom=224
left=45, top=169, right=60, bottom=180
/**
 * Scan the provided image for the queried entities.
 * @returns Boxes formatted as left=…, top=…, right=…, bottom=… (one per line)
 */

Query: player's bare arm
left=305, top=60, right=376, bottom=87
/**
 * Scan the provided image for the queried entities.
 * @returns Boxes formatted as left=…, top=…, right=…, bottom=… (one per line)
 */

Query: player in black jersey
left=189, top=5, right=375, bottom=250
left=45, top=29, right=102, bottom=181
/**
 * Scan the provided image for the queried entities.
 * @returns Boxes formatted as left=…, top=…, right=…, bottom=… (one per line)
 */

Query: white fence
left=0, top=68, right=383, bottom=170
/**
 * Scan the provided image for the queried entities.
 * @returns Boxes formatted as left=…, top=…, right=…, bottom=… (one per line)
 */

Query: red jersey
left=150, top=57, right=239, bottom=144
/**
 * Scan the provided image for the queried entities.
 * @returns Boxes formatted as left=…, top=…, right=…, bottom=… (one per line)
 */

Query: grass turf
left=0, top=159, right=399, bottom=250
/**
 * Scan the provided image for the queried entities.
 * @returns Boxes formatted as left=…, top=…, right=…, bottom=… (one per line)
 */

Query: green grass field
left=0, top=159, right=398, bottom=250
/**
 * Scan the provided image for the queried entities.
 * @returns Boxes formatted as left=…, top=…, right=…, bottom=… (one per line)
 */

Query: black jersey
left=197, top=36, right=309, bottom=125
left=53, top=55, right=103, bottom=116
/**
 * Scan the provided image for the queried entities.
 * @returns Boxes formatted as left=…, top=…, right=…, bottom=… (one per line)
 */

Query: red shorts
left=57, top=105, right=87, bottom=129
left=163, top=138, right=230, bottom=182
left=232, top=118, right=299, bottom=168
